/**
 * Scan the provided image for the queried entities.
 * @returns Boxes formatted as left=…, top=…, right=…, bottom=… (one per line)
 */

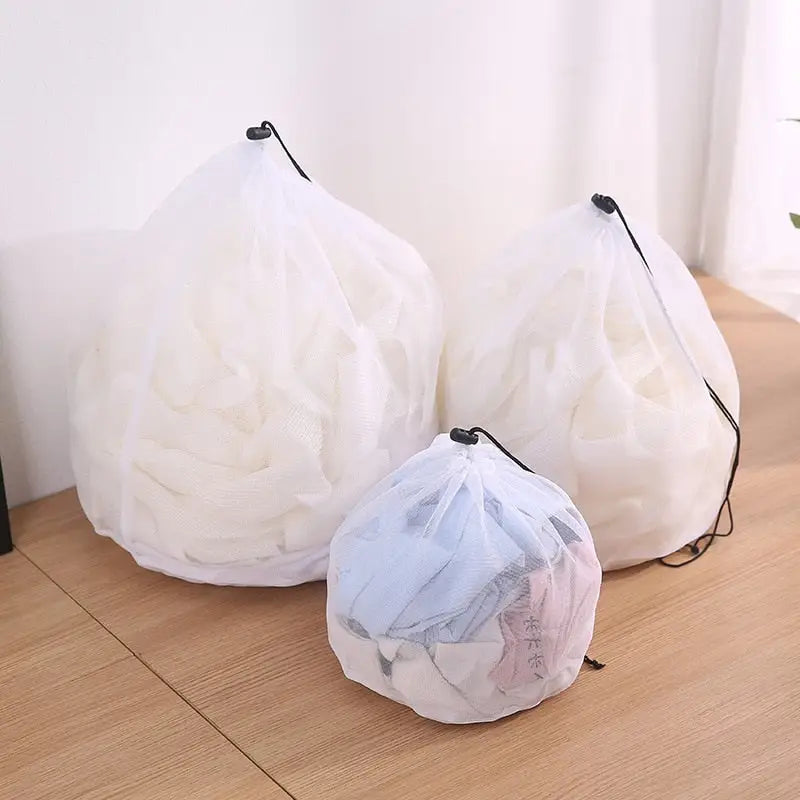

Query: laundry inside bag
left=327, top=432, right=602, bottom=724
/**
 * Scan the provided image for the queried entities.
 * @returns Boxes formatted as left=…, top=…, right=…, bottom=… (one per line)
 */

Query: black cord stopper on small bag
left=451, top=427, right=535, bottom=474
left=245, top=120, right=311, bottom=182
left=583, top=655, right=606, bottom=670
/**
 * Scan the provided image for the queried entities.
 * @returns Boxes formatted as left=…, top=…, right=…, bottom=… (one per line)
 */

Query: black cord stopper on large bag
left=591, top=192, right=741, bottom=567
left=245, top=124, right=272, bottom=141
left=245, top=120, right=311, bottom=182
left=591, top=193, right=616, bottom=215
left=450, top=427, right=480, bottom=445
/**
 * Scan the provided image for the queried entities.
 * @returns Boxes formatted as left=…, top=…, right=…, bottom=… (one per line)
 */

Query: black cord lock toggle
left=450, top=427, right=480, bottom=445
left=246, top=121, right=273, bottom=141
left=591, top=193, right=617, bottom=214
left=244, top=119, right=311, bottom=182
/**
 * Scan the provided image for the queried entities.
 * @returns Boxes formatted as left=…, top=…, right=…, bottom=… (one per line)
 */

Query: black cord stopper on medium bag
left=245, top=120, right=311, bottom=182
left=590, top=193, right=741, bottom=567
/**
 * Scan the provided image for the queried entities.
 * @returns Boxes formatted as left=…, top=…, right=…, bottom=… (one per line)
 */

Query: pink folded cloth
left=491, top=541, right=598, bottom=690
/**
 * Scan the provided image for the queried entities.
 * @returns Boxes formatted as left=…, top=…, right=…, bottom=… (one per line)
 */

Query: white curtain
left=701, top=0, right=800, bottom=319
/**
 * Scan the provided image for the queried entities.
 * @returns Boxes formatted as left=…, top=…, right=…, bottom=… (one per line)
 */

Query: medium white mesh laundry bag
left=443, top=195, right=740, bottom=570
left=69, top=121, right=442, bottom=586
left=327, top=428, right=602, bottom=724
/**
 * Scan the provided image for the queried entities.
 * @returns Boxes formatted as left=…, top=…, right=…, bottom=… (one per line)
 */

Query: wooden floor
left=2, top=276, right=799, bottom=800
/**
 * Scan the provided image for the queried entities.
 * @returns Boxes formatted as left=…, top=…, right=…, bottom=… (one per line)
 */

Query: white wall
left=1, top=0, right=723, bottom=506
left=701, top=0, right=800, bottom=319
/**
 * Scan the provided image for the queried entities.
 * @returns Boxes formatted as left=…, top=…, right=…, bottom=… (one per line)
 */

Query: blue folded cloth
left=331, top=437, right=575, bottom=645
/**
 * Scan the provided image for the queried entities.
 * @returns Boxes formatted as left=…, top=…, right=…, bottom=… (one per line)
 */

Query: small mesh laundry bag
left=69, top=122, right=442, bottom=586
left=327, top=429, right=602, bottom=724
left=443, top=195, right=739, bottom=569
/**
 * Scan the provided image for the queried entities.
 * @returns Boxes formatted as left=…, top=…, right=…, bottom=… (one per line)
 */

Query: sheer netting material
left=327, top=434, right=601, bottom=724
left=69, top=141, right=443, bottom=585
left=443, top=201, right=739, bottom=570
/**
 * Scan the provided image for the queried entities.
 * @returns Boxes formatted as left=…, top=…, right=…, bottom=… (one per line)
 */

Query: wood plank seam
left=13, top=545, right=299, bottom=800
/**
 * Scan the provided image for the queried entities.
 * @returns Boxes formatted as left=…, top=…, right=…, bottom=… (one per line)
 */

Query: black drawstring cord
left=245, top=120, right=311, bottom=182
left=450, top=426, right=536, bottom=474
left=590, top=194, right=741, bottom=567
left=660, top=381, right=741, bottom=567
left=591, top=194, right=653, bottom=276
left=450, top=426, right=608, bottom=670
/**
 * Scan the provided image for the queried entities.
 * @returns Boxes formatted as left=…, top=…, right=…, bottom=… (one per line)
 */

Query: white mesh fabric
left=327, top=433, right=601, bottom=724
left=443, top=201, right=739, bottom=570
left=69, top=141, right=442, bottom=585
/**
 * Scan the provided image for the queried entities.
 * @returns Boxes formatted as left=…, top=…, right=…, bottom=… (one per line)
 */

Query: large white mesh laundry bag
left=443, top=195, right=739, bottom=570
left=69, top=122, right=443, bottom=586
left=327, top=428, right=602, bottom=724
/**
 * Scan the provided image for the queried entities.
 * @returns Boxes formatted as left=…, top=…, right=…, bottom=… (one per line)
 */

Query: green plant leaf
left=791, top=212, right=800, bottom=229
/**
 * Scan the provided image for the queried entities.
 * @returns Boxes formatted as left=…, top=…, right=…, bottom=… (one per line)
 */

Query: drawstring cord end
left=584, top=655, right=606, bottom=670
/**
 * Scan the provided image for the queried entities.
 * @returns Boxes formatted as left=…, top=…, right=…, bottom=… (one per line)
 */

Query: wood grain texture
left=0, top=549, right=126, bottom=697
left=9, top=276, right=800, bottom=800
left=0, top=551, right=289, bottom=800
